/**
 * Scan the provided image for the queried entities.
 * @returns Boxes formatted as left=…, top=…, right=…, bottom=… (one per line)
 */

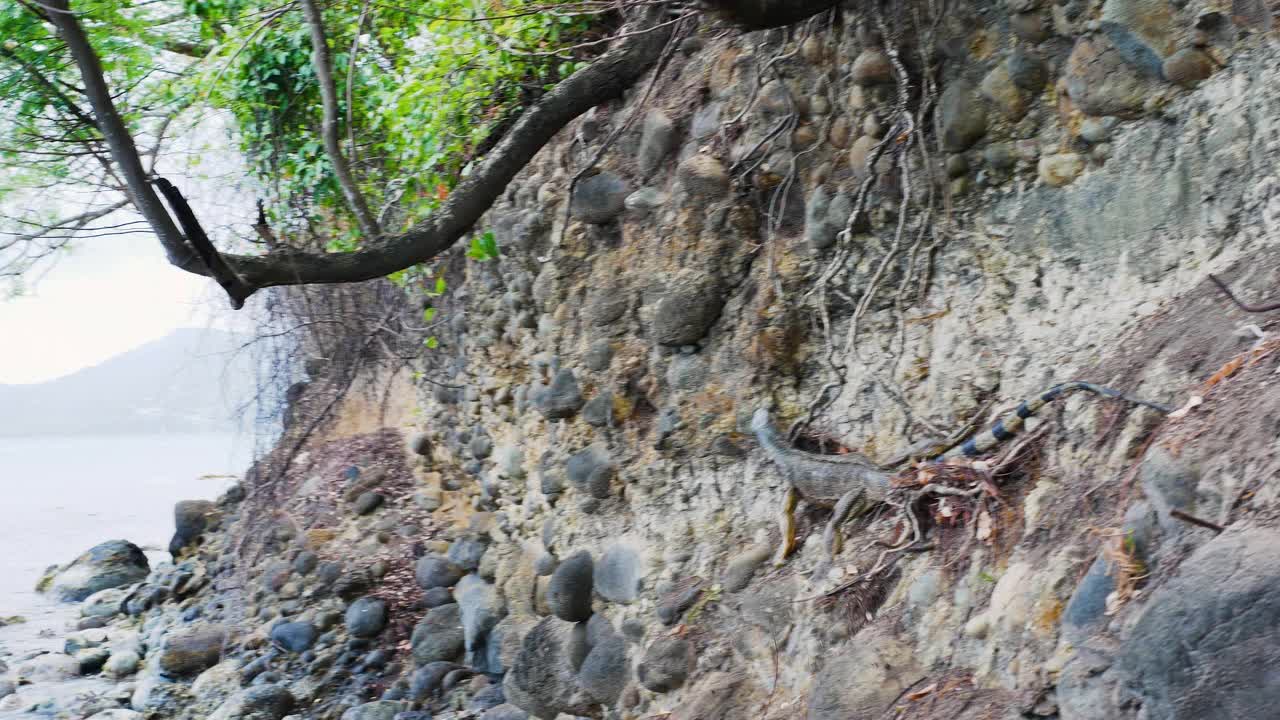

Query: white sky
left=0, top=108, right=259, bottom=385
left=0, top=232, right=229, bottom=384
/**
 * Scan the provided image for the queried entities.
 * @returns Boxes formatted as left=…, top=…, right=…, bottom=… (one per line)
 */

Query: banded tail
left=933, top=381, right=1172, bottom=460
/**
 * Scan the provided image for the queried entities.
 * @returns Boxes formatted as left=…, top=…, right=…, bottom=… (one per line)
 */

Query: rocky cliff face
left=9, top=1, right=1280, bottom=719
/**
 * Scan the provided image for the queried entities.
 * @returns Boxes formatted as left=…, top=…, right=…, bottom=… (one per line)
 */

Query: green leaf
left=423, top=307, right=437, bottom=323
left=425, top=336, right=439, bottom=349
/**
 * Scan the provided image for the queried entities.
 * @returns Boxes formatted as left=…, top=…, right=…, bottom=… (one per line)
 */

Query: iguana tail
left=933, top=381, right=1172, bottom=460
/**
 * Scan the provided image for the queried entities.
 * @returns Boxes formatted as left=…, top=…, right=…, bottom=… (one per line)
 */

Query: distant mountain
left=0, top=328, right=258, bottom=436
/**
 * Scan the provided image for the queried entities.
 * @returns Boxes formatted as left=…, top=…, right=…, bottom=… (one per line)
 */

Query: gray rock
left=85, top=712, right=143, bottom=720
left=1139, top=448, right=1200, bottom=530
left=415, top=554, right=465, bottom=590
left=565, top=445, right=615, bottom=499
left=586, top=286, right=629, bottom=326
left=208, top=684, right=294, bottom=720
left=18, top=652, right=80, bottom=682
left=345, top=597, right=388, bottom=638
left=570, top=173, right=630, bottom=224
left=423, top=587, right=454, bottom=608
left=132, top=672, right=194, bottom=714
left=578, top=634, right=629, bottom=704
left=1064, top=33, right=1159, bottom=118
left=411, top=603, right=465, bottom=665
left=0, top=677, right=10, bottom=700
left=535, top=369, right=584, bottom=420
left=535, top=553, right=558, bottom=576
left=270, top=622, right=317, bottom=653
left=170, top=500, right=216, bottom=558
left=292, top=551, right=318, bottom=576
left=468, top=684, right=507, bottom=713
left=583, top=340, right=613, bottom=371
left=548, top=550, right=594, bottom=622
left=456, top=574, right=504, bottom=671
left=77, top=646, right=111, bottom=674
left=624, top=187, right=665, bottom=212
left=667, top=354, right=708, bottom=392
left=470, top=432, right=494, bottom=460
left=448, top=537, right=490, bottom=572
left=80, top=587, right=128, bottom=618
left=652, top=276, right=723, bottom=346
left=1008, top=45, right=1048, bottom=91
left=690, top=102, right=721, bottom=141
left=637, top=111, right=677, bottom=176
left=806, top=633, right=924, bottom=718
left=103, top=649, right=141, bottom=678
left=581, top=393, right=614, bottom=428
left=804, top=187, right=853, bottom=252
left=586, top=613, right=616, bottom=646
left=47, top=540, right=150, bottom=602
left=721, top=545, right=772, bottom=592
left=410, top=661, right=466, bottom=699
left=503, top=617, right=600, bottom=718
left=1060, top=554, right=1115, bottom=638
left=353, top=492, right=384, bottom=516
left=159, top=624, right=227, bottom=677
left=1116, top=528, right=1280, bottom=719
left=65, top=628, right=108, bottom=653
left=939, top=82, right=987, bottom=152
left=594, top=544, right=641, bottom=604
left=637, top=637, right=692, bottom=692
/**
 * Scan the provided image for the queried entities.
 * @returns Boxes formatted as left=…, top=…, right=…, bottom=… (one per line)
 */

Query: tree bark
left=299, top=0, right=382, bottom=241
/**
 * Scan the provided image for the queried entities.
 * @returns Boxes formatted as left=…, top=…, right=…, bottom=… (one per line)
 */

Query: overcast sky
left=0, top=108, right=259, bottom=385
left=0, top=232, right=232, bottom=384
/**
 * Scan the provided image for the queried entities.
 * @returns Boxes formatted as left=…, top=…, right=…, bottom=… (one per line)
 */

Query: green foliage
left=0, top=0, right=595, bottom=291
left=193, top=0, right=594, bottom=235
left=467, top=230, right=500, bottom=261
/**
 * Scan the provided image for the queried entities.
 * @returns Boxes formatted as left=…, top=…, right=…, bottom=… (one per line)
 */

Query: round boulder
left=346, top=596, right=389, bottom=638
left=47, top=540, right=150, bottom=602
left=547, top=550, right=594, bottom=623
left=158, top=624, right=228, bottom=677
left=651, top=276, right=724, bottom=346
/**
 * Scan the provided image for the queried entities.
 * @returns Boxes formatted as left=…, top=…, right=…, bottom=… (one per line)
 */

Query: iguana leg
left=824, top=488, right=867, bottom=557
left=775, top=486, right=800, bottom=565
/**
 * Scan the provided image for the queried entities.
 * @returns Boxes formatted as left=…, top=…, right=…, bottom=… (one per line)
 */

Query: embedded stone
left=651, top=276, right=724, bottom=346
left=535, top=369, right=584, bottom=420
left=570, top=173, right=630, bottom=224
left=939, top=82, right=988, bottom=152
left=1038, top=153, right=1085, bottom=187
left=850, top=49, right=893, bottom=85
left=547, top=550, right=594, bottom=623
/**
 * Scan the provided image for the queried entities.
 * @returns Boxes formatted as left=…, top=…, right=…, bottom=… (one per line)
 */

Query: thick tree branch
left=41, top=0, right=828, bottom=306
left=153, top=178, right=252, bottom=309
left=299, top=0, right=382, bottom=240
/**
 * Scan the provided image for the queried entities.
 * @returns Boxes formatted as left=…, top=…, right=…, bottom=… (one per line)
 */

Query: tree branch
left=42, top=2, right=215, bottom=277
left=299, top=0, right=382, bottom=240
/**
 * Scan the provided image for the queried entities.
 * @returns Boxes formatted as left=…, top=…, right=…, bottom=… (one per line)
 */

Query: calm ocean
left=0, top=432, right=251, bottom=703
